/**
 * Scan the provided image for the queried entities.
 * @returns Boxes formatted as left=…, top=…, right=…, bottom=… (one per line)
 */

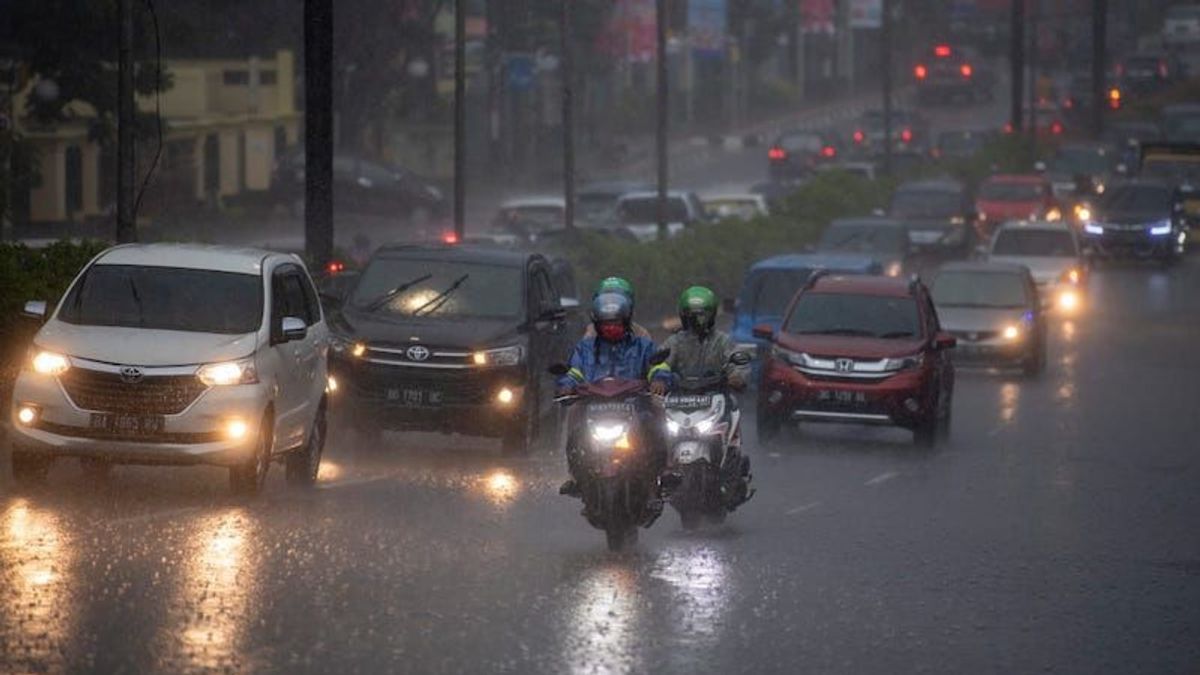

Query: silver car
left=929, top=262, right=1047, bottom=376
left=985, top=220, right=1087, bottom=314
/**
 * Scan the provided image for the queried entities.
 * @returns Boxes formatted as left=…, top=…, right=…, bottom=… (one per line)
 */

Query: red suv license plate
left=816, top=390, right=868, bottom=407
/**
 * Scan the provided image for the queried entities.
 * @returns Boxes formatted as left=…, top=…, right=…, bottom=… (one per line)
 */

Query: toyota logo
left=406, top=345, right=431, bottom=362
left=834, top=358, right=854, bottom=373
left=119, top=366, right=144, bottom=384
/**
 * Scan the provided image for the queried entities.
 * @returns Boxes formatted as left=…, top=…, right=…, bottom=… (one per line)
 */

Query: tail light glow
left=821, top=145, right=836, bottom=158
left=914, top=64, right=927, bottom=79
left=900, top=128, right=913, bottom=143
left=768, top=147, right=787, bottom=161
left=1050, top=121, right=1064, bottom=135
left=443, top=232, right=460, bottom=244
left=326, top=260, right=345, bottom=275
left=934, top=44, right=951, bottom=58
left=960, top=63, right=973, bottom=78
left=853, top=130, right=865, bottom=144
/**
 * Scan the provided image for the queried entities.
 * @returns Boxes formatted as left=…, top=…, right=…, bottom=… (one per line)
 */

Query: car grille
left=59, top=368, right=208, bottom=415
left=362, top=342, right=473, bottom=369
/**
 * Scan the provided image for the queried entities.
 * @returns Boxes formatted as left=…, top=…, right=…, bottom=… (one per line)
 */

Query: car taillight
left=900, top=128, right=913, bottom=143
left=821, top=145, right=836, bottom=158
left=1002, top=122, right=1014, bottom=134
left=960, top=63, right=973, bottom=78
left=443, top=232, right=460, bottom=244
left=914, top=64, right=927, bottom=79
left=1159, top=61, right=1169, bottom=78
left=1050, top=121, right=1064, bottom=135
left=1108, top=87, right=1122, bottom=110
left=935, top=44, right=951, bottom=58
left=326, top=260, right=346, bottom=275
left=768, top=147, right=787, bottom=161
left=853, top=130, right=865, bottom=144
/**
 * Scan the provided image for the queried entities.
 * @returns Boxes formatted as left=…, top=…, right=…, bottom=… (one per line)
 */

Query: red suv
left=754, top=273, right=956, bottom=445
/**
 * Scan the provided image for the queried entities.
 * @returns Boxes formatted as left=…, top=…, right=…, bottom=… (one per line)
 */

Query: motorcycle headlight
left=667, top=420, right=681, bottom=435
left=196, top=359, right=259, bottom=386
left=30, top=349, right=71, bottom=376
left=695, top=419, right=715, bottom=435
left=472, top=344, right=525, bottom=367
left=1002, top=324, right=1022, bottom=341
left=591, top=422, right=627, bottom=443
left=882, top=353, right=924, bottom=371
left=1149, top=219, right=1172, bottom=236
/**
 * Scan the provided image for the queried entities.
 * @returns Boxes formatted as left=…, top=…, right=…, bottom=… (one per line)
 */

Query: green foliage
left=0, top=240, right=108, bottom=351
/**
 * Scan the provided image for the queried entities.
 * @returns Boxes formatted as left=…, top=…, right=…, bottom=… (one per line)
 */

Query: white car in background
left=701, top=194, right=771, bottom=221
left=1164, top=4, right=1200, bottom=47
left=985, top=220, right=1087, bottom=313
left=614, top=191, right=709, bottom=242
left=9, top=244, right=329, bottom=494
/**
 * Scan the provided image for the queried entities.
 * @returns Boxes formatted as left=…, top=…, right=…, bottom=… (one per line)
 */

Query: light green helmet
left=678, top=286, right=718, bottom=334
left=596, top=276, right=635, bottom=308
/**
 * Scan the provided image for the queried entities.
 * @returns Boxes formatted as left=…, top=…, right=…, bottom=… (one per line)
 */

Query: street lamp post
left=656, top=0, right=669, bottom=240
left=560, top=0, right=575, bottom=231
left=454, top=0, right=467, bottom=241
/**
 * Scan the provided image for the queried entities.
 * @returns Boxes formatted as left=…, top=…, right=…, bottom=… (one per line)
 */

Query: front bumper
left=1085, top=230, right=1177, bottom=258
left=949, top=336, right=1031, bottom=366
left=9, top=370, right=268, bottom=466
left=758, top=358, right=933, bottom=429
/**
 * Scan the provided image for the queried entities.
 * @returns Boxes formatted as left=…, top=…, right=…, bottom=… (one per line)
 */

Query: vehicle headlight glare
left=1002, top=325, right=1021, bottom=341
left=351, top=342, right=367, bottom=358
left=591, top=423, right=627, bottom=443
left=1084, top=222, right=1103, bottom=235
left=16, top=405, right=37, bottom=425
left=1075, top=206, right=1091, bottom=222
left=31, top=350, right=70, bottom=376
left=496, top=387, right=515, bottom=404
left=667, top=420, right=681, bottom=435
left=197, top=359, right=258, bottom=386
left=1058, top=290, right=1079, bottom=311
left=695, top=419, right=715, bottom=434
left=885, top=261, right=903, bottom=277
left=473, top=345, right=524, bottom=367
left=226, top=418, right=248, bottom=440
left=1046, top=207, right=1063, bottom=221
left=1150, top=220, right=1172, bottom=236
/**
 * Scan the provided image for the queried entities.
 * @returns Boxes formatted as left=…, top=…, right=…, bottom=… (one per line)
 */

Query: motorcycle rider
left=583, top=276, right=651, bottom=339
left=557, top=289, right=672, bottom=496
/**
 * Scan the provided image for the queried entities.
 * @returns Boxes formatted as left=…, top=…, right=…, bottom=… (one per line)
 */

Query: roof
left=618, top=191, right=692, bottom=201
left=994, top=220, right=1073, bottom=233
left=749, top=253, right=879, bottom=273
left=936, top=261, right=1029, bottom=275
left=983, top=174, right=1046, bottom=184
left=809, top=274, right=913, bottom=298
left=577, top=181, right=654, bottom=196
left=828, top=216, right=907, bottom=228
left=499, top=196, right=566, bottom=209
left=702, top=194, right=766, bottom=203
left=94, top=243, right=282, bottom=274
left=895, top=178, right=965, bottom=192
left=374, top=243, right=534, bottom=267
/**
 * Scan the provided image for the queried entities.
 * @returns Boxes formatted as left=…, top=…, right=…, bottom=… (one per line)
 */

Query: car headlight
left=1149, top=219, right=1172, bottom=236
left=1002, top=325, right=1022, bottom=341
left=695, top=419, right=715, bottom=435
left=30, top=350, right=71, bottom=376
left=770, top=344, right=808, bottom=366
left=1046, top=207, right=1063, bottom=221
left=1061, top=267, right=1081, bottom=284
left=1074, top=205, right=1092, bottom=222
left=882, top=353, right=924, bottom=371
left=667, top=420, right=681, bottom=435
left=885, top=261, right=903, bottom=277
left=472, top=344, right=525, bottom=367
left=196, top=359, right=259, bottom=386
left=1084, top=222, right=1104, bottom=235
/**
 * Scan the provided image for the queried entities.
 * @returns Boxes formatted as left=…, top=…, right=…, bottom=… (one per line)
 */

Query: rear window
left=992, top=229, right=1077, bottom=257
left=979, top=181, right=1045, bottom=201
left=618, top=197, right=690, bottom=224
left=59, top=265, right=263, bottom=334
left=785, top=293, right=921, bottom=339
left=818, top=224, right=908, bottom=255
left=890, top=189, right=963, bottom=219
left=778, top=133, right=823, bottom=152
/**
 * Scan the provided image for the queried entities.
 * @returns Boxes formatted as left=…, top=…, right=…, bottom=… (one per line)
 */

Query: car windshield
left=778, top=133, right=823, bottom=152
left=1141, top=157, right=1200, bottom=183
left=1049, top=147, right=1114, bottom=175
left=931, top=271, right=1029, bottom=308
left=1098, top=185, right=1173, bottom=212
left=742, top=269, right=812, bottom=318
left=992, top=229, right=1077, bottom=257
left=350, top=258, right=523, bottom=318
left=619, top=197, right=690, bottom=224
left=577, top=194, right=619, bottom=221
left=818, top=224, right=907, bottom=255
left=979, top=181, right=1045, bottom=201
left=58, top=265, right=263, bottom=334
left=785, top=293, right=921, bottom=339
left=496, top=205, right=563, bottom=232
left=890, top=189, right=962, bottom=219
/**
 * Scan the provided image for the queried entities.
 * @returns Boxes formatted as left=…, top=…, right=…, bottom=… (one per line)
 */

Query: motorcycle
left=662, top=352, right=754, bottom=530
left=550, top=358, right=669, bottom=552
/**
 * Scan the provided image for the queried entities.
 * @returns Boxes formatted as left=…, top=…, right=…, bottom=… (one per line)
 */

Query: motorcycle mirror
left=728, top=351, right=752, bottom=366
left=548, top=363, right=570, bottom=376
left=649, top=348, right=671, bottom=366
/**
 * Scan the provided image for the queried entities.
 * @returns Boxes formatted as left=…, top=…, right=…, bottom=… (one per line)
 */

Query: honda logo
left=834, top=358, right=854, bottom=373
left=119, top=366, right=144, bottom=384
left=406, top=345, right=431, bottom=362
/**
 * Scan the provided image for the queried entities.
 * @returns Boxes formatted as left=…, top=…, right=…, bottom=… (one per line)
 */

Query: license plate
left=385, top=388, right=443, bottom=406
left=665, top=394, right=713, bottom=410
left=89, top=413, right=165, bottom=436
left=816, top=390, right=868, bottom=406
left=909, top=231, right=943, bottom=244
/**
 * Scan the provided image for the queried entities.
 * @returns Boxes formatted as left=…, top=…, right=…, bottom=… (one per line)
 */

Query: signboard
left=849, top=0, right=883, bottom=29
left=597, top=0, right=657, bottom=63
left=800, top=0, right=835, bottom=35
left=506, top=54, right=535, bottom=92
left=688, top=0, right=726, bottom=57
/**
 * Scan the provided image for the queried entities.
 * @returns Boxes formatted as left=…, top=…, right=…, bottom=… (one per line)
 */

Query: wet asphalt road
left=3, top=255, right=1200, bottom=674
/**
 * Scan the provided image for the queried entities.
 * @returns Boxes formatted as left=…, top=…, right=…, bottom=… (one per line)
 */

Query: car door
left=527, top=261, right=567, bottom=418
left=269, top=264, right=315, bottom=451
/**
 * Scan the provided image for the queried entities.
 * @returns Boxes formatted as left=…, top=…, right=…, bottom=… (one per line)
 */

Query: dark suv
left=754, top=273, right=956, bottom=445
left=326, top=244, right=581, bottom=453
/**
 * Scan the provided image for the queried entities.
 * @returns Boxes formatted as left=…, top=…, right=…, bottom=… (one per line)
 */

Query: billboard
left=597, top=0, right=657, bottom=63
left=689, top=0, right=727, bottom=57
left=801, top=0, right=835, bottom=35
left=849, top=0, right=883, bottom=29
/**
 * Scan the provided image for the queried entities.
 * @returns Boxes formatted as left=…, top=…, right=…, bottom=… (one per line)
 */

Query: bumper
left=759, top=358, right=933, bottom=429
left=1086, top=232, right=1176, bottom=258
left=951, top=339, right=1030, bottom=366
left=9, top=371, right=268, bottom=466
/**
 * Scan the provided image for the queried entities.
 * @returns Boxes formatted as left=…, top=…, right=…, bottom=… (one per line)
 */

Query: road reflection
left=562, top=562, right=643, bottom=675
left=999, top=381, right=1019, bottom=425
left=476, top=469, right=521, bottom=508
left=650, top=544, right=731, bottom=649
left=164, top=509, right=260, bottom=671
left=0, top=499, right=76, bottom=671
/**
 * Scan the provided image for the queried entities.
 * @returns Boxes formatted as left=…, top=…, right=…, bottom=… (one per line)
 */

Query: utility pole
left=881, top=0, right=892, bottom=176
left=656, top=0, right=669, bottom=240
left=1029, top=0, right=1038, bottom=155
left=454, top=0, right=466, bottom=241
left=1010, top=0, right=1025, bottom=133
left=560, top=0, right=575, bottom=230
left=1091, top=0, right=1107, bottom=138
left=304, top=0, right=333, bottom=268
left=116, top=0, right=136, bottom=243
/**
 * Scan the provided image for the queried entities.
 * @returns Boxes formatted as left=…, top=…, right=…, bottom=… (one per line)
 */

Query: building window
left=259, top=70, right=278, bottom=85
left=223, top=70, right=249, bottom=86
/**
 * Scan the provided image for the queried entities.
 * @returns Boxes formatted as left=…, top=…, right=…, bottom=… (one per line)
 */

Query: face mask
left=598, top=322, right=627, bottom=342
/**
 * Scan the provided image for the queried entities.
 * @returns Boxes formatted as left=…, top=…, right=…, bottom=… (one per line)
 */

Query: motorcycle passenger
left=583, top=276, right=651, bottom=339
left=557, top=290, right=672, bottom=496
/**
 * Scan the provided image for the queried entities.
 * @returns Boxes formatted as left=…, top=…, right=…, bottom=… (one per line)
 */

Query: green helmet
left=596, top=276, right=635, bottom=308
left=678, top=286, right=718, bottom=335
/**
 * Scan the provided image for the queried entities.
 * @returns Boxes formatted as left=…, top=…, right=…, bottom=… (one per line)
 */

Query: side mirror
left=281, top=316, right=308, bottom=342
left=560, top=296, right=581, bottom=311
left=548, top=363, right=570, bottom=377
left=649, top=348, right=671, bottom=366
left=22, top=300, right=47, bottom=319
left=728, top=351, right=752, bottom=366
left=751, top=323, right=774, bottom=340
left=1033, top=161, right=1047, bottom=173
left=934, top=332, right=957, bottom=350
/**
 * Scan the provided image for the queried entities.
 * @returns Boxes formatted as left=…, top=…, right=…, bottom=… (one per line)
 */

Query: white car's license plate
left=89, top=413, right=165, bottom=436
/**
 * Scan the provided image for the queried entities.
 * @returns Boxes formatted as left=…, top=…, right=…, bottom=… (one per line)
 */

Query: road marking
left=785, top=502, right=820, bottom=516
left=864, top=471, right=901, bottom=486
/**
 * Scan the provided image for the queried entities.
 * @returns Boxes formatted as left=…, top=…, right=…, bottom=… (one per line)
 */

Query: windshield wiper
left=412, top=274, right=470, bottom=316
left=360, top=273, right=433, bottom=312
left=128, top=275, right=146, bottom=327
left=799, top=328, right=877, bottom=337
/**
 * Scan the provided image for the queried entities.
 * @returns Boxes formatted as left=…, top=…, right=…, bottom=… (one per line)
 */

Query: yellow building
left=16, top=50, right=300, bottom=225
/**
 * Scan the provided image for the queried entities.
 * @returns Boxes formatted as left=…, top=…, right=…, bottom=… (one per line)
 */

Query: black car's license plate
left=385, top=388, right=444, bottom=406
left=89, top=413, right=165, bottom=436
left=815, top=390, right=868, bottom=406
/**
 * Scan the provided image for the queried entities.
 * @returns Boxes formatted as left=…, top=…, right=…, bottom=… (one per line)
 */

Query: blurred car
left=767, top=129, right=842, bottom=180
left=1161, top=103, right=1200, bottom=143
left=576, top=180, right=654, bottom=225
left=753, top=273, right=955, bottom=446
left=1103, top=120, right=1163, bottom=167
left=487, top=197, right=567, bottom=244
left=929, top=262, right=1046, bottom=376
left=850, top=109, right=930, bottom=157
left=1115, top=52, right=1181, bottom=95
left=815, top=217, right=912, bottom=277
left=813, top=161, right=879, bottom=181
left=1138, top=142, right=1200, bottom=227
left=749, top=180, right=802, bottom=211
left=985, top=220, right=1087, bottom=313
left=975, top=175, right=1061, bottom=239
left=913, top=43, right=996, bottom=105
left=272, top=149, right=446, bottom=221
left=1081, top=180, right=1188, bottom=263
left=888, top=179, right=976, bottom=254
left=701, top=194, right=770, bottom=221
left=1163, top=4, right=1200, bottom=47
left=931, top=129, right=994, bottom=161
left=1037, top=142, right=1121, bottom=199
left=613, top=191, right=708, bottom=242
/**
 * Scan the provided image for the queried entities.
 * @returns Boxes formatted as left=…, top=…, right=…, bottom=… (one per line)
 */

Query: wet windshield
left=618, top=197, right=690, bottom=224
left=992, top=230, right=1078, bottom=257
left=931, top=271, right=1030, bottom=308
left=785, top=293, right=920, bottom=338
left=890, top=189, right=962, bottom=219
left=350, top=259, right=522, bottom=318
left=1098, top=185, right=1173, bottom=212
left=818, top=224, right=907, bottom=255
left=58, top=265, right=262, bottom=334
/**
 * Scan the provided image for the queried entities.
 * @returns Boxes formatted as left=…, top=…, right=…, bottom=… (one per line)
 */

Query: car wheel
left=501, top=410, right=537, bottom=456
left=79, top=457, right=112, bottom=482
left=230, top=415, right=272, bottom=496
left=12, top=451, right=52, bottom=485
left=936, top=396, right=952, bottom=442
left=286, top=406, right=326, bottom=488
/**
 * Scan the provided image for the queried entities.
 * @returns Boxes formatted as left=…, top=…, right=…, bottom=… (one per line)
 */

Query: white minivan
left=9, top=244, right=329, bottom=494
